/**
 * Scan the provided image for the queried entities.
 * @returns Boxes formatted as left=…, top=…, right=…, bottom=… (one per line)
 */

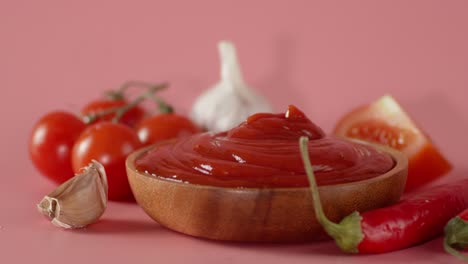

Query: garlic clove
left=191, top=41, right=273, bottom=132
left=37, top=160, right=108, bottom=229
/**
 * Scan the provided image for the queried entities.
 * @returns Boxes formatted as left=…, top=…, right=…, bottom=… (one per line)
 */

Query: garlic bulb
left=191, top=41, right=273, bottom=132
left=37, top=160, right=108, bottom=229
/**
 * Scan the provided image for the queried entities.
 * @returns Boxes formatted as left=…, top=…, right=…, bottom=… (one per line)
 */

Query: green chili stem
left=444, top=216, right=468, bottom=261
left=299, top=136, right=363, bottom=253
left=444, top=238, right=468, bottom=261
left=299, top=137, right=342, bottom=231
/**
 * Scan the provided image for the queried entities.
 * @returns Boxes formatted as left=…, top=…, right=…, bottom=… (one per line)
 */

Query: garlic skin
left=37, top=160, right=108, bottom=229
left=191, top=41, right=273, bottom=132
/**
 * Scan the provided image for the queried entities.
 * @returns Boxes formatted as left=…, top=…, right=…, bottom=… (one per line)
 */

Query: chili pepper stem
left=443, top=216, right=468, bottom=261
left=299, top=136, right=364, bottom=253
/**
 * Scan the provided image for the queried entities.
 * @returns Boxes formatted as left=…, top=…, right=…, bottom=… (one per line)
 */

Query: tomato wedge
left=334, top=95, right=452, bottom=192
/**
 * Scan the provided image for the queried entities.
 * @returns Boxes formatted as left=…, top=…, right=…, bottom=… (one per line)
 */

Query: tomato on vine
left=29, top=111, right=86, bottom=183
left=71, top=122, right=142, bottom=200
left=31, top=81, right=169, bottom=200
left=135, top=114, right=201, bottom=146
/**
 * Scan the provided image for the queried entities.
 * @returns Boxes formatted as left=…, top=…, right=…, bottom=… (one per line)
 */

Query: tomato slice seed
left=346, top=120, right=415, bottom=150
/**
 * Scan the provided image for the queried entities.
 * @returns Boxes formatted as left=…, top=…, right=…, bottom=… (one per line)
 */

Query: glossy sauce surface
left=136, top=106, right=394, bottom=188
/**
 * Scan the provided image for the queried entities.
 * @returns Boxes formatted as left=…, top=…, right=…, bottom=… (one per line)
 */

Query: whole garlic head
left=191, top=41, right=272, bottom=132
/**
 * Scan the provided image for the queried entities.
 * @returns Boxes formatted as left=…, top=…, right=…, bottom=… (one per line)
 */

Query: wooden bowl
left=126, top=141, right=407, bottom=242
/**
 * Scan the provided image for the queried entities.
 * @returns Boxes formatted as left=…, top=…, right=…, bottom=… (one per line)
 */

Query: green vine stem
left=83, top=82, right=169, bottom=124
left=105, top=80, right=168, bottom=100
left=112, top=82, right=168, bottom=122
left=152, top=94, right=174, bottom=114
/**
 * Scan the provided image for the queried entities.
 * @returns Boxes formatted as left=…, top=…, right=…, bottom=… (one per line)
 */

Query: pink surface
left=1, top=0, right=468, bottom=263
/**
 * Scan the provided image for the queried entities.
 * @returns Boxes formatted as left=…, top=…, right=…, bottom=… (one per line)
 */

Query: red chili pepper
left=299, top=136, right=468, bottom=254
left=444, top=208, right=468, bottom=261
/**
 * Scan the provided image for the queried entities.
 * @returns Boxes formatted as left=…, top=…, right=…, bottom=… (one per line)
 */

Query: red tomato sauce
left=135, top=105, right=394, bottom=188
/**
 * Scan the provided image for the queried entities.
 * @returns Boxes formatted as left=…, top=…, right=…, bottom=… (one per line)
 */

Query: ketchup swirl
left=135, top=105, right=394, bottom=188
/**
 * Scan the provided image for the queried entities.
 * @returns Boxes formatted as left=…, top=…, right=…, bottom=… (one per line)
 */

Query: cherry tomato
left=334, top=95, right=452, bottom=192
left=135, top=114, right=201, bottom=146
left=71, top=122, right=142, bottom=200
left=81, top=99, right=146, bottom=127
left=29, top=111, right=86, bottom=183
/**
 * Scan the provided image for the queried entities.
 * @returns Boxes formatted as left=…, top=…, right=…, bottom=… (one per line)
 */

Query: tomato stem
left=112, top=82, right=169, bottom=122
left=105, top=90, right=125, bottom=101
left=299, top=136, right=363, bottom=253
left=152, top=94, right=174, bottom=114
left=118, top=80, right=174, bottom=115
left=82, top=82, right=169, bottom=124
left=105, top=80, right=168, bottom=102
left=118, top=80, right=164, bottom=93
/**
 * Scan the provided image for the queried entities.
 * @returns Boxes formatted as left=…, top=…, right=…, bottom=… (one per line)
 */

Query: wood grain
left=126, top=141, right=408, bottom=242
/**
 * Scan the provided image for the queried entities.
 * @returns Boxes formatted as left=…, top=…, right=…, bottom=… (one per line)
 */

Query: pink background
left=1, top=0, right=468, bottom=263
